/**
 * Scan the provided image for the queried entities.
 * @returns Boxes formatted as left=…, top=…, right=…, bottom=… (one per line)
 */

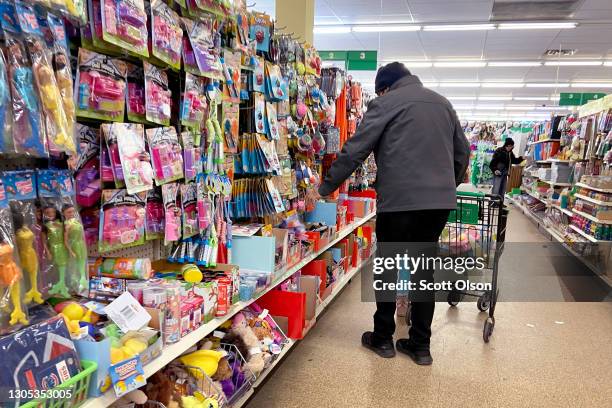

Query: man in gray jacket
left=318, top=62, right=470, bottom=364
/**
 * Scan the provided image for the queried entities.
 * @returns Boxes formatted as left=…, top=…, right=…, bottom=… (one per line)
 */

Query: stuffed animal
left=211, top=357, right=232, bottom=382
left=145, top=371, right=178, bottom=407
left=111, top=389, right=147, bottom=407
left=231, top=313, right=266, bottom=376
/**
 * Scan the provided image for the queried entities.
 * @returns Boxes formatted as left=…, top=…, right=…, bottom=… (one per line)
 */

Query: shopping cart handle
left=456, top=191, right=486, bottom=198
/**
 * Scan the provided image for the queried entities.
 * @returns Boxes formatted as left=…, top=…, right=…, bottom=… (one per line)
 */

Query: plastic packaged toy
left=181, top=182, right=198, bottom=239
left=75, top=48, right=127, bottom=121
left=0, top=178, right=29, bottom=332
left=26, top=36, right=75, bottom=155
left=181, top=73, right=207, bottom=129
left=5, top=36, right=48, bottom=157
left=181, top=130, right=200, bottom=182
left=162, top=183, right=181, bottom=244
left=52, top=45, right=76, bottom=141
left=185, top=16, right=223, bottom=80
left=249, top=12, right=272, bottom=54
left=112, top=123, right=154, bottom=194
left=66, top=0, right=88, bottom=24
left=181, top=18, right=200, bottom=75
left=145, top=189, right=164, bottom=240
left=126, top=62, right=146, bottom=123
left=144, top=62, right=171, bottom=126
left=146, top=126, right=184, bottom=185
left=0, top=47, right=13, bottom=154
left=151, top=0, right=182, bottom=70
left=102, top=123, right=125, bottom=188
left=99, top=189, right=146, bottom=253
left=101, top=0, right=149, bottom=57
left=74, top=124, right=102, bottom=208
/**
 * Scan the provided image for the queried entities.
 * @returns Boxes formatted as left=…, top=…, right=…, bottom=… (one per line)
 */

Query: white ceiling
left=254, top=0, right=612, bottom=120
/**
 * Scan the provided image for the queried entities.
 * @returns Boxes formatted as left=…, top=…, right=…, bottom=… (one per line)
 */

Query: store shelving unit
left=572, top=209, right=612, bottom=225
left=80, top=212, right=376, bottom=408
left=574, top=182, right=612, bottom=194
left=574, top=193, right=612, bottom=206
left=568, top=225, right=601, bottom=243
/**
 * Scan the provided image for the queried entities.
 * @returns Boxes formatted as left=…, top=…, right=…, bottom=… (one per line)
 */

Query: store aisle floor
left=247, top=209, right=612, bottom=408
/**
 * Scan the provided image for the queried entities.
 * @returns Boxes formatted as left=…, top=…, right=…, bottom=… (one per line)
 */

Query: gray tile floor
left=247, top=207, right=612, bottom=408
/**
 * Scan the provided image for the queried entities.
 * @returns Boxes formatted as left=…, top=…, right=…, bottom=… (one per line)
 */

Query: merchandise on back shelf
left=162, top=182, right=182, bottom=244
left=126, top=62, right=146, bottom=123
left=147, top=126, right=184, bottom=185
left=112, top=123, right=154, bottom=194
left=0, top=178, right=29, bottom=333
left=145, top=188, right=164, bottom=240
left=181, top=73, right=208, bottom=129
left=99, top=189, right=146, bottom=252
left=100, top=0, right=148, bottom=57
left=74, top=124, right=101, bottom=208
left=151, top=0, right=183, bottom=70
left=75, top=48, right=127, bottom=121
left=144, top=61, right=172, bottom=126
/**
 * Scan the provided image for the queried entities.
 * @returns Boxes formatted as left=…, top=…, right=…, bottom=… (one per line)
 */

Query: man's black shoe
left=361, top=331, right=396, bottom=358
left=396, top=339, right=433, bottom=365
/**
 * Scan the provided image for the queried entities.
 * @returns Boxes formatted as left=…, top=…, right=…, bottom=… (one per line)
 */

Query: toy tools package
left=144, top=61, right=172, bottom=126
left=181, top=73, right=208, bottom=129
left=76, top=48, right=127, bottom=121
left=74, top=124, right=102, bottom=208
left=113, top=123, right=154, bottom=194
left=151, top=0, right=182, bottom=70
left=99, top=189, right=146, bottom=253
left=146, top=126, right=184, bottom=185
left=0, top=177, right=29, bottom=334
left=126, top=62, right=146, bottom=123
left=100, top=0, right=149, bottom=57
left=183, top=16, right=223, bottom=79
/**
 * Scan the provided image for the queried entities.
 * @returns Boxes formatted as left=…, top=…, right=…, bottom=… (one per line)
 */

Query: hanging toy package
left=114, top=123, right=154, bottom=194
left=181, top=73, right=208, bottom=129
left=146, top=126, right=184, bottom=186
left=74, top=124, right=102, bottom=208
left=126, top=62, right=146, bottom=123
left=180, top=18, right=200, bottom=76
left=181, top=130, right=201, bottom=182
left=100, top=0, right=149, bottom=57
left=0, top=44, right=13, bottom=155
left=144, top=61, right=172, bottom=126
left=181, top=181, right=198, bottom=239
left=75, top=48, right=127, bottom=121
left=101, top=123, right=125, bottom=188
left=145, top=188, right=164, bottom=240
left=65, top=0, right=88, bottom=25
left=151, top=0, right=183, bottom=70
left=52, top=44, right=76, bottom=142
left=99, top=189, right=146, bottom=253
left=3, top=171, right=44, bottom=310
left=0, top=179, right=29, bottom=335
left=162, top=183, right=181, bottom=244
left=56, top=170, right=89, bottom=295
left=186, top=16, right=223, bottom=80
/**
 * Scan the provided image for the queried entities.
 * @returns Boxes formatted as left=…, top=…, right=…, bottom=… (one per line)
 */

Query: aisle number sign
left=559, top=92, right=607, bottom=106
left=320, top=50, right=378, bottom=71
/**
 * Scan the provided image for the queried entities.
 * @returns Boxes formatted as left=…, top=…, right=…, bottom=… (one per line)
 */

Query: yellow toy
left=182, top=395, right=220, bottom=408
left=179, top=350, right=223, bottom=378
left=13, top=211, right=43, bottom=304
left=53, top=50, right=75, bottom=144
left=60, top=313, right=81, bottom=336
left=0, top=241, right=28, bottom=326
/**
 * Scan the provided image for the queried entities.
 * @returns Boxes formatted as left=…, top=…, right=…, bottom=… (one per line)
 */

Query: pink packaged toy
left=151, top=0, right=182, bottom=70
left=162, top=183, right=181, bottom=243
left=101, top=0, right=149, bottom=57
left=126, top=62, right=146, bottom=123
left=99, top=189, right=146, bottom=253
left=144, top=62, right=171, bottom=126
left=111, top=123, right=154, bottom=195
left=181, top=73, right=207, bottom=129
left=75, top=48, right=127, bottom=121
left=74, top=124, right=101, bottom=208
left=145, top=189, right=164, bottom=240
left=146, top=127, right=184, bottom=185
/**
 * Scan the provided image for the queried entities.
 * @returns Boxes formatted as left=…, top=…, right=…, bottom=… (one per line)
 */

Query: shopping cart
left=438, top=191, right=507, bottom=342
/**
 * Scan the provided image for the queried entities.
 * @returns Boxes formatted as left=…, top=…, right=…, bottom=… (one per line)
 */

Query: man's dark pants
left=374, top=209, right=450, bottom=351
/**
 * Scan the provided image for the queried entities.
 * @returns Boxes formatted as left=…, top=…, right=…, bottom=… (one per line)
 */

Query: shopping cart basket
left=439, top=191, right=507, bottom=342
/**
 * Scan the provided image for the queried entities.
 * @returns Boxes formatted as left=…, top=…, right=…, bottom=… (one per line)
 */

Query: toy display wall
left=507, top=96, right=612, bottom=289
left=0, top=1, right=377, bottom=408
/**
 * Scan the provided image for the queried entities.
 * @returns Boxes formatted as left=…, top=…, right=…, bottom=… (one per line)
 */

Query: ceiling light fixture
left=447, top=96, right=478, bottom=101
left=488, top=61, right=542, bottom=67
left=513, top=96, right=554, bottom=101
left=478, top=96, right=513, bottom=101
left=423, top=24, right=496, bottom=31
left=352, top=24, right=421, bottom=32
left=570, top=83, right=612, bottom=88
left=422, top=82, right=439, bottom=88
left=313, top=26, right=351, bottom=34
left=481, top=82, right=525, bottom=88
left=604, top=61, right=612, bottom=66
left=544, top=61, right=603, bottom=66
left=474, top=105, right=506, bottom=110
left=525, top=83, right=570, bottom=88
left=439, top=82, right=481, bottom=88
left=498, top=22, right=578, bottom=30
left=434, top=61, right=487, bottom=68
left=400, top=62, right=434, bottom=68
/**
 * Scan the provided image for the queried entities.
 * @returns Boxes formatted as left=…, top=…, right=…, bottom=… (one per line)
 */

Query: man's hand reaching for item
left=494, top=170, right=502, bottom=176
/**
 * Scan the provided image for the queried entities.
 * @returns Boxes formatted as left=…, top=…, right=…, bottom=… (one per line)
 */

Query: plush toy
left=231, top=313, right=265, bottom=376
left=112, top=389, right=147, bottom=407
left=145, top=371, right=177, bottom=407
left=211, top=357, right=232, bottom=382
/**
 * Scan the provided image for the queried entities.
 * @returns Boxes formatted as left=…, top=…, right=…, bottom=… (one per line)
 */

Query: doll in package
left=52, top=45, right=76, bottom=142
left=144, top=62, right=172, bottom=126
left=99, top=189, right=146, bottom=252
left=75, top=48, right=127, bottom=121
left=151, top=0, right=183, bottom=70
left=146, top=126, right=184, bottom=185
left=0, top=46, right=13, bottom=154
left=100, top=0, right=149, bottom=57
left=107, top=123, right=154, bottom=194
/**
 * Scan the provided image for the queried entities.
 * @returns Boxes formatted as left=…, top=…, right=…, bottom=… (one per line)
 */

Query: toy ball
left=61, top=303, right=85, bottom=321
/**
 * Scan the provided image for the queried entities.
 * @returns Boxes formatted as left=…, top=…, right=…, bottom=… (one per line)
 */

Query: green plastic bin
left=449, top=192, right=483, bottom=225
left=20, top=360, right=97, bottom=408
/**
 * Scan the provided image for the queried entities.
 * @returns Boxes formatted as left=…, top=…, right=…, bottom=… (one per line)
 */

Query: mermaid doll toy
left=62, top=204, right=88, bottom=291
left=44, top=205, right=70, bottom=298
left=6, top=38, right=47, bottom=157
left=53, top=50, right=75, bottom=143
left=13, top=212, right=43, bottom=304
left=0, top=239, right=28, bottom=325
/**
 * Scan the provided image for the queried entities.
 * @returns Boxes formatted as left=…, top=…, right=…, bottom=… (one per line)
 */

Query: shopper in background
left=318, top=62, right=470, bottom=365
left=489, top=138, right=524, bottom=198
